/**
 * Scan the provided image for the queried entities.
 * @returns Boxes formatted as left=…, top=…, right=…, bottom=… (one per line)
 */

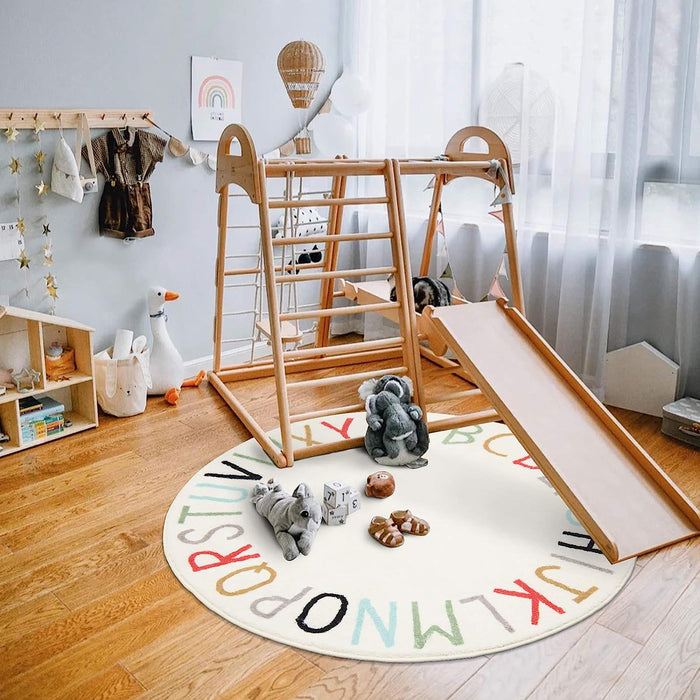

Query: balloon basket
left=294, top=135, right=312, bottom=154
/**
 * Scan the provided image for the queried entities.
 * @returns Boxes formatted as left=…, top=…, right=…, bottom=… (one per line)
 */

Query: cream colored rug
left=163, top=414, right=634, bottom=662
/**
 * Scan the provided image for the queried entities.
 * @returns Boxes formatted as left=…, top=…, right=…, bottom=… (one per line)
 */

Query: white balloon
left=330, top=73, right=371, bottom=116
left=312, top=113, right=354, bottom=156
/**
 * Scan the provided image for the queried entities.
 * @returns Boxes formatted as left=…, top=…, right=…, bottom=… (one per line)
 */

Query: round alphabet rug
left=163, top=415, right=635, bottom=662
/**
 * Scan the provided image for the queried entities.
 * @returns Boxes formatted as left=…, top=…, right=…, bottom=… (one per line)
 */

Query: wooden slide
left=428, top=299, right=700, bottom=564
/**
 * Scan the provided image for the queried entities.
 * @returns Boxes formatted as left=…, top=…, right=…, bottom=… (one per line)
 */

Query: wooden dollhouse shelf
left=0, top=305, right=98, bottom=458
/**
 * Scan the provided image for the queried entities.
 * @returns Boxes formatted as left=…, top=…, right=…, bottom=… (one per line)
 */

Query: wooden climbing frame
left=209, top=124, right=522, bottom=468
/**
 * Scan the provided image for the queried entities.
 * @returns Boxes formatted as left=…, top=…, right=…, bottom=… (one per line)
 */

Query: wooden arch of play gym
left=209, top=123, right=699, bottom=564
left=209, top=124, right=520, bottom=467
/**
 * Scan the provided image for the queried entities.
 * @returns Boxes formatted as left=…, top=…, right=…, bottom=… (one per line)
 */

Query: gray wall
left=0, top=0, right=343, bottom=361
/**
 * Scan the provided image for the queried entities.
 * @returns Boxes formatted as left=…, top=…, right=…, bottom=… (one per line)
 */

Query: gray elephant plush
left=358, top=374, right=429, bottom=468
left=251, top=479, right=322, bottom=560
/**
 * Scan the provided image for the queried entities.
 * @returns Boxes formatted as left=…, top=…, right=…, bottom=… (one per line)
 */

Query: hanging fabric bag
left=76, top=113, right=98, bottom=195
left=51, top=116, right=83, bottom=203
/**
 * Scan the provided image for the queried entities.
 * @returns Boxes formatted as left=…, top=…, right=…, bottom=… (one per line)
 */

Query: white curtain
left=344, top=0, right=700, bottom=398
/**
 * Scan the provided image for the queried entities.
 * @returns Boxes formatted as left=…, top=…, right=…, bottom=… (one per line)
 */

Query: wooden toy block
left=323, top=480, right=352, bottom=508
left=346, top=488, right=361, bottom=513
left=322, top=501, right=348, bottom=526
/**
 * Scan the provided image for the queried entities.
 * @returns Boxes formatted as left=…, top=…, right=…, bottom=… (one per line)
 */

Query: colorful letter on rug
left=163, top=415, right=635, bottom=662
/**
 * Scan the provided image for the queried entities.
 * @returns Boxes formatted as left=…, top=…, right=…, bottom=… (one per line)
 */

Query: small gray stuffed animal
left=358, top=374, right=429, bottom=468
left=251, top=479, right=322, bottom=560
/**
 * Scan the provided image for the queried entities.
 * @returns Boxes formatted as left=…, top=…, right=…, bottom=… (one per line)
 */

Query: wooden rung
left=397, top=160, right=498, bottom=175
left=264, top=161, right=388, bottom=177
left=290, top=403, right=365, bottom=422
left=271, top=232, right=393, bottom=246
left=286, top=366, right=408, bottom=390
left=256, top=319, right=303, bottom=343
left=427, top=410, right=500, bottom=433
left=283, top=336, right=403, bottom=360
left=275, top=266, right=396, bottom=284
left=293, top=437, right=366, bottom=460
left=426, top=388, right=483, bottom=403
left=224, top=258, right=325, bottom=277
left=268, top=196, right=389, bottom=209
left=280, top=301, right=399, bottom=321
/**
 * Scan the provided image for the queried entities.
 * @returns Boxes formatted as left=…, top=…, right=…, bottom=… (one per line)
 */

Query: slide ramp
left=429, top=300, right=700, bottom=563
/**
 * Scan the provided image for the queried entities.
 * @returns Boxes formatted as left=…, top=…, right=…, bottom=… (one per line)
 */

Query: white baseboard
left=184, top=342, right=272, bottom=375
left=184, top=328, right=318, bottom=377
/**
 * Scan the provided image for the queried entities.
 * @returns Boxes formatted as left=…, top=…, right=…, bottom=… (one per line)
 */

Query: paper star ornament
left=9, top=157, right=21, bottom=174
left=17, top=250, right=30, bottom=269
left=33, top=119, right=46, bottom=135
left=35, top=150, right=45, bottom=172
left=42, top=223, right=51, bottom=235
left=16, top=218, right=25, bottom=235
left=35, top=180, right=49, bottom=196
left=47, top=283, right=58, bottom=299
left=4, top=125, right=18, bottom=142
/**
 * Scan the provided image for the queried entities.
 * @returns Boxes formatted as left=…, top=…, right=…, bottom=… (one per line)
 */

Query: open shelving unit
left=0, top=305, right=98, bottom=457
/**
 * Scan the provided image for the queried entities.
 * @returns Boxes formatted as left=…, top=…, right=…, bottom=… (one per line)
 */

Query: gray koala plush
left=251, top=480, right=322, bottom=560
left=358, top=374, right=429, bottom=468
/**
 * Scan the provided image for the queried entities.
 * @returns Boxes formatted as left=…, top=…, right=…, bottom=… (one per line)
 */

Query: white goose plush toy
left=147, top=286, right=205, bottom=405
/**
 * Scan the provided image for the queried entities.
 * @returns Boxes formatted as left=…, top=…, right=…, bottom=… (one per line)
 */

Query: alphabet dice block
left=323, top=480, right=352, bottom=508
left=346, top=488, right=361, bottom=514
left=322, top=501, right=348, bottom=526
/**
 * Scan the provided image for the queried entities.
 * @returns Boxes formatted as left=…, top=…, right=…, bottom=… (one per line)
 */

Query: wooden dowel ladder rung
left=280, top=301, right=399, bottom=321
left=275, top=266, right=396, bottom=284
left=271, top=231, right=393, bottom=246
left=282, top=336, right=403, bottom=360
left=289, top=403, right=365, bottom=423
left=268, top=196, right=389, bottom=209
left=224, top=259, right=326, bottom=277
left=293, top=437, right=366, bottom=460
left=425, top=388, right=483, bottom=403
left=286, top=366, right=408, bottom=391
left=427, top=410, right=500, bottom=433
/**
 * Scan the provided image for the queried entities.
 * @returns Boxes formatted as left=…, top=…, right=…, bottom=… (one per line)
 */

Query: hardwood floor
left=0, top=365, right=698, bottom=699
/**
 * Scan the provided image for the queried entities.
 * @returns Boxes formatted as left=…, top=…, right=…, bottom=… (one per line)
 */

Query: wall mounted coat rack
left=0, top=109, right=153, bottom=130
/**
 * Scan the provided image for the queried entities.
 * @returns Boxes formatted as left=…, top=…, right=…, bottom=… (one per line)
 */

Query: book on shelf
left=18, top=395, right=43, bottom=414
left=19, top=396, right=65, bottom=425
left=21, top=414, right=65, bottom=442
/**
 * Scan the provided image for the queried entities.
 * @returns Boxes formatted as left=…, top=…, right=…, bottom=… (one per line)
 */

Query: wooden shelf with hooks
left=0, top=109, right=153, bottom=130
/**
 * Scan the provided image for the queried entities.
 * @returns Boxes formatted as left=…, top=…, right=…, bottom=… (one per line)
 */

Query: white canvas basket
left=94, top=346, right=152, bottom=417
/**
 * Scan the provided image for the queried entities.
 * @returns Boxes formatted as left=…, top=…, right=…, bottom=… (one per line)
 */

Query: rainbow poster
left=191, top=57, right=242, bottom=141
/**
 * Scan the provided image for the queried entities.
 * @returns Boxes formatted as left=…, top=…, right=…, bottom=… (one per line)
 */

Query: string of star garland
left=32, top=115, right=57, bottom=311
left=4, top=122, right=31, bottom=297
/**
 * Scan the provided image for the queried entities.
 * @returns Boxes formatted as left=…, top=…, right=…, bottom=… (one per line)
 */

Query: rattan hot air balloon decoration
left=277, top=40, right=325, bottom=154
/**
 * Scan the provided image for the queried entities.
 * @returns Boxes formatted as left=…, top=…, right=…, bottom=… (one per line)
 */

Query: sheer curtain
left=345, top=0, right=700, bottom=399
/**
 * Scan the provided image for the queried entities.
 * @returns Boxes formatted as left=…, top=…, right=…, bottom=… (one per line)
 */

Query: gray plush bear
left=251, top=480, right=322, bottom=560
left=358, top=374, right=429, bottom=468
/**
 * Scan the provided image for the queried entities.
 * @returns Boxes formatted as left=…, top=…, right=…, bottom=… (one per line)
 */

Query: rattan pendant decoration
left=277, top=40, right=325, bottom=154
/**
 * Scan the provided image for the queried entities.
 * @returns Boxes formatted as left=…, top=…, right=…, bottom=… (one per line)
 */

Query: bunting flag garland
left=481, top=249, right=510, bottom=302
left=435, top=203, right=465, bottom=301
left=487, top=158, right=513, bottom=208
